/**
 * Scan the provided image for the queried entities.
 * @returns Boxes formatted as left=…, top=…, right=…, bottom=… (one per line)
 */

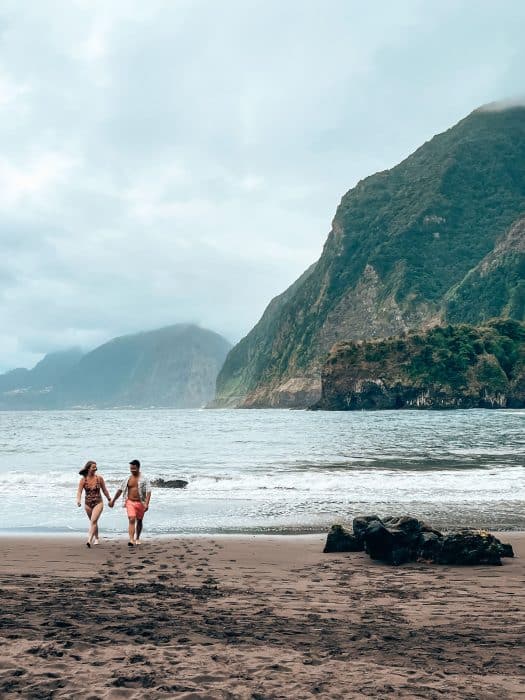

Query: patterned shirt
left=119, top=474, right=152, bottom=506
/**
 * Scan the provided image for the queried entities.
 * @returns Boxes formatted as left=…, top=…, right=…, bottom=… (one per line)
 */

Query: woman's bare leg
left=88, top=502, right=103, bottom=544
left=84, top=505, right=93, bottom=544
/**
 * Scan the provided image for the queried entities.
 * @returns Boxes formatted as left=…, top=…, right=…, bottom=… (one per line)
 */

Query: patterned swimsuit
left=84, top=476, right=102, bottom=508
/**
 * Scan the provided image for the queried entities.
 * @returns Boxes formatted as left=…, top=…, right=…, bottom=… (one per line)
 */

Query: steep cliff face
left=313, top=320, right=525, bottom=410
left=214, top=105, right=525, bottom=408
left=212, top=263, right=317, bottom=407
left=445, top=215, right=525, bottom=323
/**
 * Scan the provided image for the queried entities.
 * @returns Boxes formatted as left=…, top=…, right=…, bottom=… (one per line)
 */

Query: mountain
left=214, top=105, right=525, bottom=408
left=445, top=215, right=525, bottom=323
left=26, top=349, right=85, bottom=388
left=58, top=324, right=231, bottom=408
left=0, top=325, right=231, bottom=409
left=209, top=263, right=317, bottom=407
left=0, top=349, right=84, bottom=407
left=312, top=320, right=525, bottom=410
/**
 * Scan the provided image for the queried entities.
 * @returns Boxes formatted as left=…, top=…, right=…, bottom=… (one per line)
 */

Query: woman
left=76, top=460, right=111, bottom=547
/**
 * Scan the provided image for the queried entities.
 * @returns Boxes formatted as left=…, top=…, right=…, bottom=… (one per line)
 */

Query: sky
left=0, top=0, right=524, bottom=371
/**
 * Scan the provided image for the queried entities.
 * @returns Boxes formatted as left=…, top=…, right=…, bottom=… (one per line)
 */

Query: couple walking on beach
left=76, top=459, right=152, bottom=547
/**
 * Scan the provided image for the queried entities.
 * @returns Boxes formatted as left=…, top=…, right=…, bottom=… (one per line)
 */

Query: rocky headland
left=312, top=319, right=525, bottom=410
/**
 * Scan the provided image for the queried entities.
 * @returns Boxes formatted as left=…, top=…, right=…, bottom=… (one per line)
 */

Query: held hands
left=108, top=499, right=114, bottom=508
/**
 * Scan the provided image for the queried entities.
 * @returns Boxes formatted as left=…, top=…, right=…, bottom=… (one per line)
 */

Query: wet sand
left=0, top=533, right=524, bottom=699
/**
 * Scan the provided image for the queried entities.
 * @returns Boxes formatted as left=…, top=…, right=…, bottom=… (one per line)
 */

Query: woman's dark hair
left=79, top=460, right=97, bottom=477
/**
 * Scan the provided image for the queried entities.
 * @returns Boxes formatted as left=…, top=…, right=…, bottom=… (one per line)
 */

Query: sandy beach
left=1, top=533, right=524, bottom=699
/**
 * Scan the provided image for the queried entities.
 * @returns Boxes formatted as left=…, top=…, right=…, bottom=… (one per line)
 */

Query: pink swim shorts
left=125, top=499, right=146, bottom=520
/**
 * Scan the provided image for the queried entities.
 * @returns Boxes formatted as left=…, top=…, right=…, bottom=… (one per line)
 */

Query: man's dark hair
left=129, top=459, right=141, bottom=469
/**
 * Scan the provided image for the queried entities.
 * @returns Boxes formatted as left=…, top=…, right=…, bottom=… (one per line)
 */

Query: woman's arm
left=99, top=476, right=111, bottom=502
left=76, top=478, right=84, bottom=507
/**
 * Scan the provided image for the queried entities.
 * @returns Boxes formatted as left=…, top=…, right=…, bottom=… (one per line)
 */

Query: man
left=109, top=459, right=152, bottom=546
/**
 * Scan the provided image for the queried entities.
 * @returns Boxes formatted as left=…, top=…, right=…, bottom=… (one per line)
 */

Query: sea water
left=0, top=408, right=524, bottom=535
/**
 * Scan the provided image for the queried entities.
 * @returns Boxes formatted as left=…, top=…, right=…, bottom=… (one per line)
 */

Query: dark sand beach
left=1, top=534, right=524, bottom=699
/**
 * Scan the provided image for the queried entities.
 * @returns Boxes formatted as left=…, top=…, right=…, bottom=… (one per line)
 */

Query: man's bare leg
left=128, top=516, right=136, bottom=545
left=135, top=518, right=143, bottom=544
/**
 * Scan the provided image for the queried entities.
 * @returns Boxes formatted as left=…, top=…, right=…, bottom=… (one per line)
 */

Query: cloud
left=0, top=151, right=77, bottom=206
left=478, top=97, right=525, bottom=112
left=0, top=0, right=524, bottom=371
left=0, top=69, right=28, bottom=107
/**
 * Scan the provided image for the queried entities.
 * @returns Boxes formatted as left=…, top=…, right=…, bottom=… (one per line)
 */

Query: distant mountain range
left=213, top=105, right=525, bottom=408
left=0, top=324, right=231, bottom=409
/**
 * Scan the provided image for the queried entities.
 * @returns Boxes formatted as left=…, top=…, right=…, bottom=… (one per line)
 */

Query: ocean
left=0, top=408, right=524, bottom=536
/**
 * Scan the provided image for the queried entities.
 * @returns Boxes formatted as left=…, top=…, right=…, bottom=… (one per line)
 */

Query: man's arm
left=109, top=489, right=122, bottom=508
left=144, top=479, right=152, bottom=511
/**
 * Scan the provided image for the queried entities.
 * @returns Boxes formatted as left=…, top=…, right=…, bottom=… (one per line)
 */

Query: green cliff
left=214, top=105, right=525, bottom=408
left=313, top=320, right=525, bottom=410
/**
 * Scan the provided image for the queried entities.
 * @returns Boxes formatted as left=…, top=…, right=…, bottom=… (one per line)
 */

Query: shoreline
left=2, top=527, right=525, bottom=538
left=3, top=521, right=525, bottom=538
left=1, top=533, right=524, bottom=698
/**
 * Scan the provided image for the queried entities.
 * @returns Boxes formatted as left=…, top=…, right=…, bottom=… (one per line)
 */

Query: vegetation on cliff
left=214, top=106, right=525, bottom=408
left=313, top=320, right=525, bottom=410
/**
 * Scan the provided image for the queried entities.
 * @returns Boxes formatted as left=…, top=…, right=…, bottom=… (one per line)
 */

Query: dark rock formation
left=352, top=515, right=382, bottom=545
left=323, top=524, right=363, bottom=553
left=323, top=515, right=514, bottom=566
left=214, top=106, right=525, bottom=408
left=498, top=542, right=515, bottom=558
left=424, top=530, right=514, bottom=566
left=151, top=478, right=188, bottom=489
left=361, top=517, right=418, bottom=565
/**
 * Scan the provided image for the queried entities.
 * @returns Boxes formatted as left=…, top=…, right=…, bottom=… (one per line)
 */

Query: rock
left=383, top=515, right=424, bottom=538
left=363, top=515, right=426, bottom=565
left=151, top=478, right=188, bottom=489
left=434, top=530, right=503, bottom=566
left=363, top=521, right=413, bottom=565
left=323, top=525, right=363, bottom=553
left=352, top=515, right=381, bottom=545
left=419, top=521, right=443, bottom=537
left=418, top=531, right=442, bottom=561
left=498, top=542, right=514, bottom=558
left=324, top=515, right=513, bottom=567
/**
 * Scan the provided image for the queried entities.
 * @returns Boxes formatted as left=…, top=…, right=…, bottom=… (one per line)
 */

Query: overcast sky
left=0, top=0, right=524, bottom=371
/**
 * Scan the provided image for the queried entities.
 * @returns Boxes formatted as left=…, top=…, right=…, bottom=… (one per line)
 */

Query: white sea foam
left=0, top=408, right=524, bottom=533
